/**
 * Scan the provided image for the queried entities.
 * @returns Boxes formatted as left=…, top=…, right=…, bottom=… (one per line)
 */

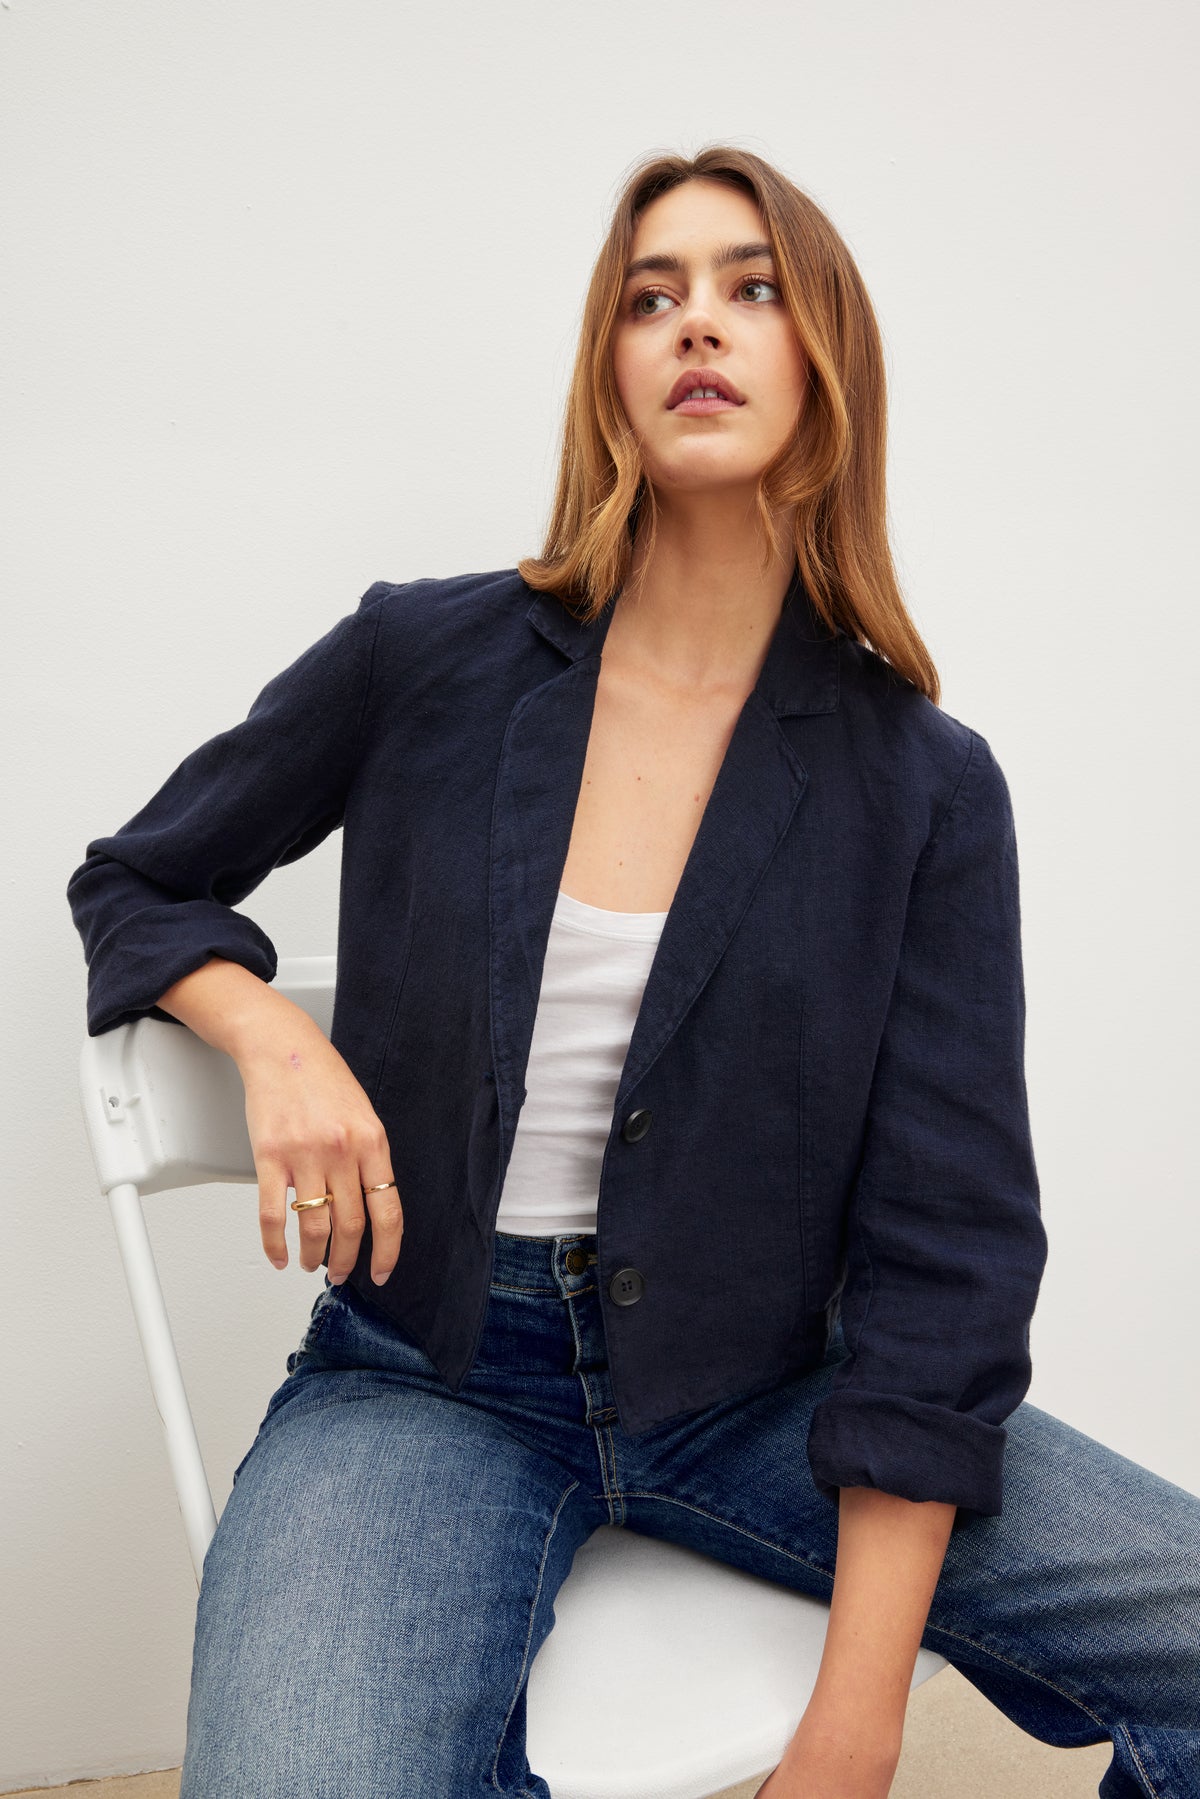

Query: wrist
left=797, top=1687, right=905, bottom=1766
left=157, top=955, right=318, bottom=1066
left=767, top=1711, right=901, bottom=1799
left=808, top=1665, right=912, bottom=1739
left=227, top=990, right=327, bottom=1071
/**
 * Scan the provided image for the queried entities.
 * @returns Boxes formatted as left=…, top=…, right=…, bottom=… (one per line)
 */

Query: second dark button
left=621, top=1108, right=653, bottom=1142
left=608, top=1267, right=645, bottom=1306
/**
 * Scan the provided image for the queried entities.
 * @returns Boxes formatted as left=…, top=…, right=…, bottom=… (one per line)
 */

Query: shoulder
left=350, top=567, right=566, bottom=726
left=351, top=567, right=543, bottom=679
left=358, top=567, right=532, bottom=637
left=835, top=635, right=1011, bottom=840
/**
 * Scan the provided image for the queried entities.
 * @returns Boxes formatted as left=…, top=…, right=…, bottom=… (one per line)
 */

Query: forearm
left=757, top=1487, right=956, bottom=1797
left=157, top=954, right=323, bottom=1067
left=811, top=1485, right=955, bottom=1734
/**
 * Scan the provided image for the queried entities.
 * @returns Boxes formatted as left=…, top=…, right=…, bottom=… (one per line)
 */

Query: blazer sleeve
left=806, top=728, right=1048, bottom=1524
left=66, top=580, right=395, bottom=1037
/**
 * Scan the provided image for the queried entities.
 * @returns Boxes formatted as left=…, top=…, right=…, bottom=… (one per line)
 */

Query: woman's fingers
left=253, top=1116, right=401, bottom=1283
left=361, top=1139, right=403, bottom=1285
left=324, top=1153, right=367, bottom=1285
left=290, top=1150, right=341, bottom=1275
left=256, top=1153, right=291, bottom=1269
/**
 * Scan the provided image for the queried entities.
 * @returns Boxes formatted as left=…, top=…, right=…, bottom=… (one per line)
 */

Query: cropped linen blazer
left=67, top=563, right=1049, bottom=1524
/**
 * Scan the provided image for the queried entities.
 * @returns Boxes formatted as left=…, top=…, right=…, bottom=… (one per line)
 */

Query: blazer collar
left=523, top=560, right=841, bottom=718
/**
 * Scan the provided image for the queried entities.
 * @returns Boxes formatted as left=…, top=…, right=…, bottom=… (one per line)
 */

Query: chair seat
left=526, top=1524, right=948, bottom=1799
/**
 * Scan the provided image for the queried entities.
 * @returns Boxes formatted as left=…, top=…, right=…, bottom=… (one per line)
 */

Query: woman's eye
left=632, top=289, right=673, bottom=316
left=630, top=276, right=778, bottom=316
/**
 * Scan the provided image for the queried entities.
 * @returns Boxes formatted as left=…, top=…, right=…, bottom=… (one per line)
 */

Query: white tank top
left=494, top=886, right=668, bottom=1237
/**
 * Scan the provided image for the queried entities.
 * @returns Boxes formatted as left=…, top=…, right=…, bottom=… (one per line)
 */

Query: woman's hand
left=754, top=1706, right=902, bottom=1798
left=239, top=1015, right=403, bottom=1287
left=153, top=957, right=403, bottom=1286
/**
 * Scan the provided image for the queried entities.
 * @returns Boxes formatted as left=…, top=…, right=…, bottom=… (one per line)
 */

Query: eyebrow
left=622, top=240, right=777, bottom=284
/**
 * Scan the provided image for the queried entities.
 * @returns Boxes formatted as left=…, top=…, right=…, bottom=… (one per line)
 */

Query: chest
left=559, top=665, right=749, bottom=913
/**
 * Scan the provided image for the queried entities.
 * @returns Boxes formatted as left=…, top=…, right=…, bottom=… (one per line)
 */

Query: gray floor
left=4, top=1665, right=1113, bottom=1799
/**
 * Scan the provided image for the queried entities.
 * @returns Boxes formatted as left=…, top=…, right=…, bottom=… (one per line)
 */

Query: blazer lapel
left=488, top=651, right=608, bottom=1145
left=489, top=567, right=842, bottom=1149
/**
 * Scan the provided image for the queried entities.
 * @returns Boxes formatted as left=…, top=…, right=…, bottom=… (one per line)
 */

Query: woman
left=67, top=148, right=1199, bottom=1798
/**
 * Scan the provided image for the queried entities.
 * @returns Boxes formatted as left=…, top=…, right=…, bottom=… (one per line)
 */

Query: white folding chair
left=77, top=953, right=948, bottom=1799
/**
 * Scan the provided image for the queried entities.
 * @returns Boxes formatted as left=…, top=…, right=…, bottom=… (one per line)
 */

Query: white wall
left=3, top=0, right=1196, bottom=1787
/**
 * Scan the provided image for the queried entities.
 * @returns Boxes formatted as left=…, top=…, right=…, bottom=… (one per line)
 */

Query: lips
left=666, top=370, right=745, bottom=409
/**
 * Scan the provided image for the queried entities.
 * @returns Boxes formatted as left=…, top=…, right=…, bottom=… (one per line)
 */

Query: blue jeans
left=180, top=1230, right=1200, bottom=1798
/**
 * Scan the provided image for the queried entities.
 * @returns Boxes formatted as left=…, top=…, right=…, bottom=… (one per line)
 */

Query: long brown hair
left=517, top=145, right=940, bottom=705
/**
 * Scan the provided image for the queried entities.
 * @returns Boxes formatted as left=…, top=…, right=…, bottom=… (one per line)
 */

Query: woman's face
left=611, top=179, right=808, bottom=504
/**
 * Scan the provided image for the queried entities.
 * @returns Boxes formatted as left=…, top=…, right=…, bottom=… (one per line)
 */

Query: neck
left=609, top=495, right=798, bottom=695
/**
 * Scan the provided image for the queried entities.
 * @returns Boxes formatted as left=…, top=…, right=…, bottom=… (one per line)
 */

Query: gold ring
left=362, top=1180, right=398, bottom=1194
left=290, top=1192, right=334, bottom=1212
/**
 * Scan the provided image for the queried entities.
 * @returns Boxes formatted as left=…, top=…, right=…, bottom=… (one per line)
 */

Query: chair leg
left=107, top=1181, right=217, bottom=1586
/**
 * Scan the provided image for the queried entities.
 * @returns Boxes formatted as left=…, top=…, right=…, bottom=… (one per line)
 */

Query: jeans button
left=608, top=1267, right=645, bottom=1306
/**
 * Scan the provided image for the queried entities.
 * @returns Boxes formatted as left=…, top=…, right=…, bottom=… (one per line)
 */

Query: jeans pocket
left=285, top=1279, right=343, bottom=1375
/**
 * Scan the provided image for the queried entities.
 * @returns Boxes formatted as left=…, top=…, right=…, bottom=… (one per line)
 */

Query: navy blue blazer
left=67, top=563, right=1048, bottom=1523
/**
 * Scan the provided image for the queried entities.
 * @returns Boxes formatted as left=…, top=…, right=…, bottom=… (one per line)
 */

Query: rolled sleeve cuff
left=807, top=1390, right=1007, bottom=1521
left=85, top=902, right=279, bottom=1036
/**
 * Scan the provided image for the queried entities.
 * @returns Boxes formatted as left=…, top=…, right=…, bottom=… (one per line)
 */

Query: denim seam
left=490, top=1477, right=581, bottom=1796
left=584, top=1373, right=621, bottom=1526
left=619, top=1490, right=835, bottom=1585
left=490, top=1280, right=597, bottom=1297
left=592, top=1406, right=612, bottom=1515
left=564, top=1302, right=618, bottom=1525
left=489, top=1281, right=561, bottom=1295
left=1115, top=1721, right=1163, bottom=1799
left=602, top=1425, right=626, bottom=1526
left=915, top=1617, right=1149, bottom=1782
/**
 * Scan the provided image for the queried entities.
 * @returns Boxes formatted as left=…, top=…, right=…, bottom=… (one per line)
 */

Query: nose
left=675, top=286, right=722, bottom=355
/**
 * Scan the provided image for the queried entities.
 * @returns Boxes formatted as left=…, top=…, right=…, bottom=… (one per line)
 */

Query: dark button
left=621, top=1108, right=653, bottom=1142
left=564, top=1246, right=593, bottom=1275
left=608, top=1267, right=645, bottom=1306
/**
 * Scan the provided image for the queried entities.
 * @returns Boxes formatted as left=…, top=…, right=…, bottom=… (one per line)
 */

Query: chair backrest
left=78, top=956, right=335, bottom=1196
